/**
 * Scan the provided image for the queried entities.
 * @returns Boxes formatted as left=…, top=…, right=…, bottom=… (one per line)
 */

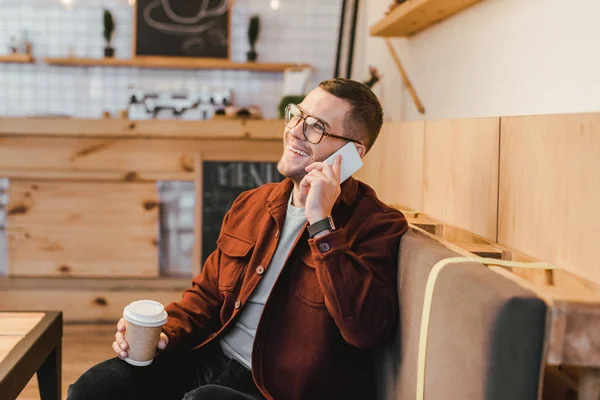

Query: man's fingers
left=308, top=169, right=328, bottom=181
left=115, top=331, right=128, bottom=350
left=320, top=161, right=337, bottom=182
left=112, top=341, right=128, bottom=359
left=306, top=160, right=340, bottom=183
left=305, top=161, right=327, bottom=172
left=332, top=155, right=342, bottom=179
left=117, top=317, right=126, bottom=332
left=160, top=332, right=169, bottom=345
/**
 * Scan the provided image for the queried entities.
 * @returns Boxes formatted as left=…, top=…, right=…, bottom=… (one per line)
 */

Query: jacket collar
left=267, top=176, right=359, bottom=211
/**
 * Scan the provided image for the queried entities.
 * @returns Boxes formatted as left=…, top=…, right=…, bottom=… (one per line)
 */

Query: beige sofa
left=376, top=228, right=547, bottom=400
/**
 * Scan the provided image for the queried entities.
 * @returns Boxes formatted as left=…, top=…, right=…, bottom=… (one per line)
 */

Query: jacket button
left=256, top=265, right=265, bottom=275
left=318, top=242, right=331, bottom=252
left=234, top=300, right=241, bottom=309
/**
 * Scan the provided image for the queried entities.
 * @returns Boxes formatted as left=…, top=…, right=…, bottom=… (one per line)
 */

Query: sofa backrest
left=375, top=228, right=547, bottom=400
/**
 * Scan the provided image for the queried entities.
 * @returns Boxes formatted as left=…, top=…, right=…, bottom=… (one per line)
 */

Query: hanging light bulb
left=270, top=0, right=280, bottom=11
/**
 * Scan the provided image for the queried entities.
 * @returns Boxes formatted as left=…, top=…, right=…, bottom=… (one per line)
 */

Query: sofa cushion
left=375, top=228, right=547, bottom=400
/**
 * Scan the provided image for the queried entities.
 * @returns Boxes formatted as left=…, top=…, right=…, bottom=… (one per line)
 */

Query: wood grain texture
left=0, top=289, right=182, bottom=323
left=499, top=113, right=600, bottom=285
left=7, top=181, right=159, bottom=278
left=423, top=118, right=500, bottom=241
left=370, top=0, right=483, bottom=37
left=0, top=313, right=45, bottom=363
left=0, top=313, right=45, bottom=335
left=0, top=137, right=282, bottom=180
left=0, top=118, right=284, bottom=140
left=546, top=301, right=600, bottom=368
left=0, top=336, right=24, bottom=363
left=43, top=57, right=310, bottom=72
left=356, top=121, right=425, bottom=211
left=0, top=54, right=34, bottom=64
left=16, top=324, right=116, bottom=400
left=578, top=368, right=600, bottom=400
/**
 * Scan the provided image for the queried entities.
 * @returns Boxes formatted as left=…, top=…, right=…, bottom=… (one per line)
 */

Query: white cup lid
left=123, top=300, right=168, bottom=327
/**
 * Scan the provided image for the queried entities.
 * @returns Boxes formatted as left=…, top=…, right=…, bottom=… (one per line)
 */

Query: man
left=68, top=78, right=408, bottom=400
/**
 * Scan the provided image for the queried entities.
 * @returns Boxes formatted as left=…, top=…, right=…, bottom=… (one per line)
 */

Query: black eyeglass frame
left=284, top=103, right=363, bottom=145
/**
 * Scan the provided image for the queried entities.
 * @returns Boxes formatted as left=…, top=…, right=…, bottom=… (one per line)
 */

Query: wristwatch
left=307, top=216, right=336, bottom=238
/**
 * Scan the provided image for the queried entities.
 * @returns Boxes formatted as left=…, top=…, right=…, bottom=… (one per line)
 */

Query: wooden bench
left=0, top=312, right=62, bottom=400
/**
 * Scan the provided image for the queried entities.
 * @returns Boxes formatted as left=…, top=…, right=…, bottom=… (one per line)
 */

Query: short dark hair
left=318, top=78, right=383, bottom=152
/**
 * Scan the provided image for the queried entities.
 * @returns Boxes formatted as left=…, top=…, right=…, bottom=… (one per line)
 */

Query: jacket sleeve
left=161, top=211, right=231, bottom=350
left=308, top=207, right=407, bottom=349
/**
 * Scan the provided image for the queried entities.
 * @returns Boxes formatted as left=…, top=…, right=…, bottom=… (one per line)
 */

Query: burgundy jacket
left=163, top=177, right=408, bottom=399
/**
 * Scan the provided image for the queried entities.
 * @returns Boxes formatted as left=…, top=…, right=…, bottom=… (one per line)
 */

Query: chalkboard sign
left=202, top=161, right=284, bottom=264
left=135, top=0, right=230, bottom=58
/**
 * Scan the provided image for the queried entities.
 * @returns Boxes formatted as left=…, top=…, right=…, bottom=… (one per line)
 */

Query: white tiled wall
left=0, top=0, right=342, bottom=118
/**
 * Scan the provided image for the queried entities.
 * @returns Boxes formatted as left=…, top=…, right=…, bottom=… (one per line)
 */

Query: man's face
left=277, top=87, right=353, bottom=182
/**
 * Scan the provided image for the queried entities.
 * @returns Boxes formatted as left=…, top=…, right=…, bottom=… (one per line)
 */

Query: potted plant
left=247, top=15, right=260, bottom=62
left=103, top=9, right=115, bottom=57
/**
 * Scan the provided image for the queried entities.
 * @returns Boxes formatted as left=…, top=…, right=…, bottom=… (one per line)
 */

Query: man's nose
left=288, top=120, right=306, bottom=141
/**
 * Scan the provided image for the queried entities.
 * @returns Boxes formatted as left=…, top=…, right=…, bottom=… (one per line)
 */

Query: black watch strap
left=307, top=216, right=336, bottom=238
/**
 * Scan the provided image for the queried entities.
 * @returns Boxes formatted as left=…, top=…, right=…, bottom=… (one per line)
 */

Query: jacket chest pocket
left=295, top=253, right=326, bottom=308
left=217, top=233, right=254, bottom=292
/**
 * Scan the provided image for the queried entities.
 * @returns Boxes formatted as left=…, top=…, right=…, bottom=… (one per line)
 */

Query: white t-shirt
left=219, top=193, right=306, bottom=369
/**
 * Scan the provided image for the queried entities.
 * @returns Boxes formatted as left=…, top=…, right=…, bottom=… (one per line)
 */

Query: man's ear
left=355, top=144, right=367, bottom=159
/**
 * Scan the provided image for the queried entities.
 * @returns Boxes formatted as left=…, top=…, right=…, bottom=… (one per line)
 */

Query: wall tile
left=0, top=0, right=342, bottom=119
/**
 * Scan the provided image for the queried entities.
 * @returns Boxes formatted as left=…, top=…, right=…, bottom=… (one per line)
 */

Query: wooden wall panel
left=7, top=181, right=159, bottom=278
left=0, top=288, right=182, bottom=323
left=0, top=137, right=283, bottom=179
left=423, top=118, right=500, bottom=241
left=379, top=121, right=425, bottom=211
left=355, top=121, right=425, bottom=211
left=354, top=129, right=384, bottom=194
left=499, top=113, right=600, bottom=284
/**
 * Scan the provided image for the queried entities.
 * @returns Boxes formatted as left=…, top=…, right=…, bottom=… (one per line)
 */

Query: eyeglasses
left=284, top=103, right=363, bottom=145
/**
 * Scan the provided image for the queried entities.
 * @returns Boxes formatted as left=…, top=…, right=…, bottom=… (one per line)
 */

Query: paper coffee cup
left=122, top=300, right=168, bottom=367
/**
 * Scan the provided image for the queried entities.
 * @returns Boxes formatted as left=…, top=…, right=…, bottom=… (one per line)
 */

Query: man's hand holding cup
left=113, top=300, right=169, bottom=366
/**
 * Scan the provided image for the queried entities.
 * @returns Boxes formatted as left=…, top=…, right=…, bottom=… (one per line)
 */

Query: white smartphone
left=323, top=142, right=363, bottom=183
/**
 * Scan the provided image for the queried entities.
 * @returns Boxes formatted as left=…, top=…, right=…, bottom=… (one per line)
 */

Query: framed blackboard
left=134, top=0, right=230, bottom=59
left=201, top=161, right=284, bottom=264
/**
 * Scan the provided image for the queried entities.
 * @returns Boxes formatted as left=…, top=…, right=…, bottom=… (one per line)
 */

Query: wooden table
left=0, top=312, right=62, bottom=400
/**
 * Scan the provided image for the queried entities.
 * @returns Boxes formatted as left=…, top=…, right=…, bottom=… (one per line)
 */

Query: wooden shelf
left=0, top=117, right=283, bottom=140
left=370, top=0, right=483, bottom=37
left=0, top=54, right=35, bottom=64
left=43, top=56, right=309, bottom=72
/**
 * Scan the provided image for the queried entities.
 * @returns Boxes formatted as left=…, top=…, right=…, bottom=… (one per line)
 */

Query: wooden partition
left=364, top=112, right=600, bottom=285
left=423, top=118, right=500, bottom=241
left=355, top=121, right=425, bottom=211
left=360, top=119, right=499, bottom=242
left=499, top=113, right=600, bottom=284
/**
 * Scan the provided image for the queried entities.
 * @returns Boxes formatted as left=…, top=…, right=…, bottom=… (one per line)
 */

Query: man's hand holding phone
left=300, top=155, right=342, bottom=225
left=299, top=142, right=363, bottom=225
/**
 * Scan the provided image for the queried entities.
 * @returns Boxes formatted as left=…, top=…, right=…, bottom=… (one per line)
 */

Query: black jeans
left=67, top=343, right=265, bottom=400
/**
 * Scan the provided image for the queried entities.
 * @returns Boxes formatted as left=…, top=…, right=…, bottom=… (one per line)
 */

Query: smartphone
left=323, top=142, right=363, bottom=183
